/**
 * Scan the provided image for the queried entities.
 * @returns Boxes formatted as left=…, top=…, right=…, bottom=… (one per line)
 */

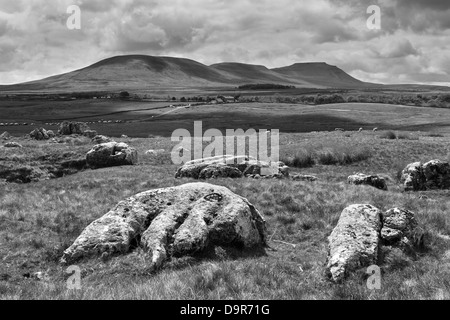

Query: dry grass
left=1, top=131, right=450, bottom=300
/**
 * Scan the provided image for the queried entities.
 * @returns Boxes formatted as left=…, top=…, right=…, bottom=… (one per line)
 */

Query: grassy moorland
left=1, top=101, right=450, bottom=137
left=1, top=125, right=450, bottom=299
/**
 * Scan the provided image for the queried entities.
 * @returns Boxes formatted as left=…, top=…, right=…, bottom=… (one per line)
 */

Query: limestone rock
left=92, top=135, right=113, bottom=144
left=29, top=128, right=51, bottom=140
left=60, top=183, right=267, bottom=268
left=83, top=130, right=98, bottom=139
left=198, top=163, right=243, bottom=179
left=145, top=149, right=165, bottom=156
left=59, top=121, right=90, bottom=135
left=422, top=160, right=450, bottom=190
left=401, top=162, right=425, bottom=191
left=0, top=131, right=11, bottom=140
left=175, top=155, right=289, bottom=180
left=291, top=174, right=318, bottom=182
left=3, top=142, right=22, bottom=148
left=380, top=208, right=420, bottom=250
left=348, top=173, right=388, bottom=191
left=401, top=160, right=450, bottom=191
left=86, top=142, right=138, bottom=168
left=326, top=204, right=382, bottom=282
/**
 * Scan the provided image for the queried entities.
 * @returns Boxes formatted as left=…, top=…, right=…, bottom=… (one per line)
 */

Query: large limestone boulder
left=348, top=173, right=388, bottom=191
left=326, top=204, right=382, bottom=282
left=86, top=142, right=138, bottom=168
left=401, top=160, right=450, bottom=191
left=175, top=155, right=289, bottom=180
left=60, top=183, right=267, bottom=268
left=59, top=121, right=90, bottom=135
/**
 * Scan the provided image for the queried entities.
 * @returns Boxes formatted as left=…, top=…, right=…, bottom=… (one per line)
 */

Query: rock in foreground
left=61, top=183, right=267, bottom=268
left=86, top=142, right=138, bottom=168
left=326, top=204, right=382, bottom=282
left=326, top=204, right=422, bottom=282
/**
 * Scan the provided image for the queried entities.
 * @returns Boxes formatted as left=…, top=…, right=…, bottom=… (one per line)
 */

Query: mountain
left=272, top=62, right=371, bottom=88
left=0, top=55, right=376, bottom=92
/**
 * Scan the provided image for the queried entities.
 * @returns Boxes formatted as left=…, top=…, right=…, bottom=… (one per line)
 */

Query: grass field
left=1, top=101, right=450, bottom=137
left=1, top=116, right=450, bottom=299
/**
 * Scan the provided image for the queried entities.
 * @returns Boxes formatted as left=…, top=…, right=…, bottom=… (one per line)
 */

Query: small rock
left=29, top=128, right=51, bottom=140
left=348, top=173, right=387, bottom=191
left=4, top=142, right=22, bottom=148
left=59, top=121, right=90, bottom=135
left=86, top=142, right=138, bottom=168
left=291, top=174, right=318, bottom=182
left=91, top=135, right=113, bottom=144
left=83, top=130, right=98, bottom=139
left=0, top=131, right=11, bottom=140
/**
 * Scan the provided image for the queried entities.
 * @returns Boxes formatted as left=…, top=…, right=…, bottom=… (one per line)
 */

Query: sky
left=0, top=0, right=449, bottom=85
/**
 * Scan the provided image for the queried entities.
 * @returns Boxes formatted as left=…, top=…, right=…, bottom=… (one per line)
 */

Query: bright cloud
left=0, top=0, right=449, bottom=85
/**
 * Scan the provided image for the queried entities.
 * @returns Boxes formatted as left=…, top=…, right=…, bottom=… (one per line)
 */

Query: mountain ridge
left=0, top=54, right=378, bottom=92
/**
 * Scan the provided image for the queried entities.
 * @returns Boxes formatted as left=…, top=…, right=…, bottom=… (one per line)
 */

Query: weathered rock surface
left=145, top=149, right=165, bottom=156
left=198, top=163, right=243, bottom=179
left=348, top=173, right=388, bottom=191
left=29, top=128, right=52, bottom=140
left=380, top=208, right=420, bottom=250
left=175, top=155, right=289, bottom=180
left=3, top=142, right=22, bottom=148
left=83, top=130, right=98, bottom=138
left=61, top=183, right=267, bottom=268
left=59, top=121, right=90, bottom=135
left=291, top=174, right=319, bottom=182
left=86, top=142, right=138, bottom=168
left=326, top=204, right=382, bottom=282
left=92, top=135, right=113, bottom=144
left=327, top=204, right=422, bottom=282
left=401, top=160, right=450, bottom=191
left=0, top=131, right=11, bottom=140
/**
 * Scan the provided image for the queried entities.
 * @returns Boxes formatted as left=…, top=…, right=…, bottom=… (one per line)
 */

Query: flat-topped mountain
left=0, top=55, right=376, bottom=92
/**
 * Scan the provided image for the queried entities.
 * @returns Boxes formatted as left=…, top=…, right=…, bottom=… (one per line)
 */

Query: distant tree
left=180, top=97, right=187, bottom=102
left=172, top=97, right=177, bottom=101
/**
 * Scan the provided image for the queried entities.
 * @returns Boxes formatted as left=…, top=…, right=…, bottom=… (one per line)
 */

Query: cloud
left=0, top=0, right=449, bottom=86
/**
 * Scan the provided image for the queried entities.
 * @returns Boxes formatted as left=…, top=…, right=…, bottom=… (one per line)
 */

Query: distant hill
left=271, top=62, right=374, bottom=88
left=0, top=55, right=379, bottom=93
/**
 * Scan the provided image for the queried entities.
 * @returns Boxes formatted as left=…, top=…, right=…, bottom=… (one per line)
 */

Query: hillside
left=272, top=62, right=376, bottom=88
left=0, top=55, right=375, bottom=93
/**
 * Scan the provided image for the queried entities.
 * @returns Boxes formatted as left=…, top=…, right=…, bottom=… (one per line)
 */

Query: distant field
left=1, top=101, right=449, bottom=137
